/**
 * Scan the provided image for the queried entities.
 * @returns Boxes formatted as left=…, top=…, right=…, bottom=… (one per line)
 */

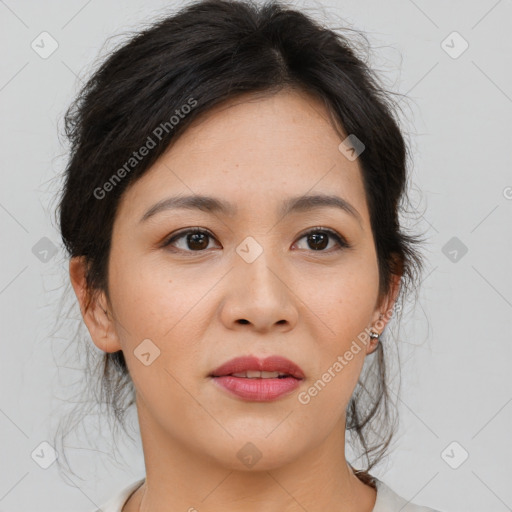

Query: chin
left=208, top=436, right=306, bottom=472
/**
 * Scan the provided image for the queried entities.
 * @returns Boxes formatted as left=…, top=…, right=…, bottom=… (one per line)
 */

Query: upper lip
left=210, top=355, right=305, bottom=379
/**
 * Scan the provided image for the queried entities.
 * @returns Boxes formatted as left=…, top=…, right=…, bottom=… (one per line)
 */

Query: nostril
left=238, top=319, right=249, bottom=324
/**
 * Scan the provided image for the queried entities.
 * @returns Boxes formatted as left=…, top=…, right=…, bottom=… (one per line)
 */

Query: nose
left=218, top=248, right=299, bottom=333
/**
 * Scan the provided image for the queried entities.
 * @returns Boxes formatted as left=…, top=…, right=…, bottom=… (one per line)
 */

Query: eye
left=162, top=228, right=219, bottom=253
left=161, top=226, right=351, bottom=255
left=293, top=227, right=350, bottom=252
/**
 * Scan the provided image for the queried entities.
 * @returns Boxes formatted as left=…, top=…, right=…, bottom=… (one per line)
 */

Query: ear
left=69, top=256, right=122, bottom=353
left=366, top=272, right=402, bottom=354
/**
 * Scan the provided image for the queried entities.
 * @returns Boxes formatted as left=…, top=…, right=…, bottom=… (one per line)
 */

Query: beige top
left=94, top=476, right=442, bottom=512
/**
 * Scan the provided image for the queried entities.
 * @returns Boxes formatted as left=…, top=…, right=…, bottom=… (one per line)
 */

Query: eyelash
left=161, top=227, right=351, bottom=255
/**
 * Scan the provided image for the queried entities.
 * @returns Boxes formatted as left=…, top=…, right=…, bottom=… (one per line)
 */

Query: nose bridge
left=220, top=236, right=298, bottom=330
left=235, top=236, right=285, bottom=300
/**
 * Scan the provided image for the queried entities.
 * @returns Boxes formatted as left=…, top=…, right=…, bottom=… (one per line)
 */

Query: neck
left=123, top=397, right=377, bottom=512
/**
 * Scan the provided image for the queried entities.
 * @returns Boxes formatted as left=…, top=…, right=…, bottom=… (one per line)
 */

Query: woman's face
left=72, top=88, right=398, bottom=470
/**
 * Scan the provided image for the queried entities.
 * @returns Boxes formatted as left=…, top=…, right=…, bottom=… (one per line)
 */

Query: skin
left=70, top=88, right=401, bottom=512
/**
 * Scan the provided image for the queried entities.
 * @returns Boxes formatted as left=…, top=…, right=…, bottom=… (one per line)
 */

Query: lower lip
left=211, top=376, right=302, bottom=401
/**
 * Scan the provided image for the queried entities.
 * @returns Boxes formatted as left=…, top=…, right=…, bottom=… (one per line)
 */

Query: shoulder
left=372, top=476, right=443, bottom=512
left=95, top=475, right=445, bottom=512
left=92, top=478, right=145, bottom=512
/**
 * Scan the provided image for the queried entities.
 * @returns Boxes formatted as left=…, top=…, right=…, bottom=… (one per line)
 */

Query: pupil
left=309, top=232, right=327, bottom=250
left=188, top=233, right=208, bottom=250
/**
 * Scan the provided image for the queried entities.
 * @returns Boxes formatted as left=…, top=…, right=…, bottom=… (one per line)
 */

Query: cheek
left=298, top=251, right=379, bottom=391
left=108, top=247, right=200, bottom=338
left=107, top=253, right=209, bottom=414
left=294, top=283, right=372, bottom=425
left=302, top=250, right=380, bottom=338
left=107, top=250, right=217, bottom=385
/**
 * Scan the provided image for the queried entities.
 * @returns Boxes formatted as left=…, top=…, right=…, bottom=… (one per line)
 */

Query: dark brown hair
left=52, top=0, right=425, bottom=485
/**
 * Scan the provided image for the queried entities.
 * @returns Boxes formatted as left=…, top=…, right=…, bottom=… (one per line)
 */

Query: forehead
left=117, top=88, right=369, bottom=225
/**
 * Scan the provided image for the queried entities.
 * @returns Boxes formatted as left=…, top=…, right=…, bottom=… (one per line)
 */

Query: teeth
left=231, top=370, right=288, bottom=379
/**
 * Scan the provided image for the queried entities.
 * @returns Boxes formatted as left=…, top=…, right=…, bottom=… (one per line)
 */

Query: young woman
left=56, top=1, right=442, bottom=510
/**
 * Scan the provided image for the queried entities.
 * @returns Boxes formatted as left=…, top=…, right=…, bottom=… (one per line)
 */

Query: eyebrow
left=139, top=193, right=363, bottom=226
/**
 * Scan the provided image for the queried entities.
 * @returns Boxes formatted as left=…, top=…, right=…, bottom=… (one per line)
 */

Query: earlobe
left=68, top=256, right=122, bottom=353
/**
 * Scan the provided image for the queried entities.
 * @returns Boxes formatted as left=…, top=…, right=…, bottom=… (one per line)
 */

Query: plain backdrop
left=1, top=0, right=511, bottom=511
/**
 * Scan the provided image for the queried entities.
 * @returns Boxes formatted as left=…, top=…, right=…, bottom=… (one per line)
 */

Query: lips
left=209, top=355, right=305, bottom=380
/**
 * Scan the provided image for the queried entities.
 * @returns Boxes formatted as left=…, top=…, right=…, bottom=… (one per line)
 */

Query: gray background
left=1, top=0, right=511, bottom=511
